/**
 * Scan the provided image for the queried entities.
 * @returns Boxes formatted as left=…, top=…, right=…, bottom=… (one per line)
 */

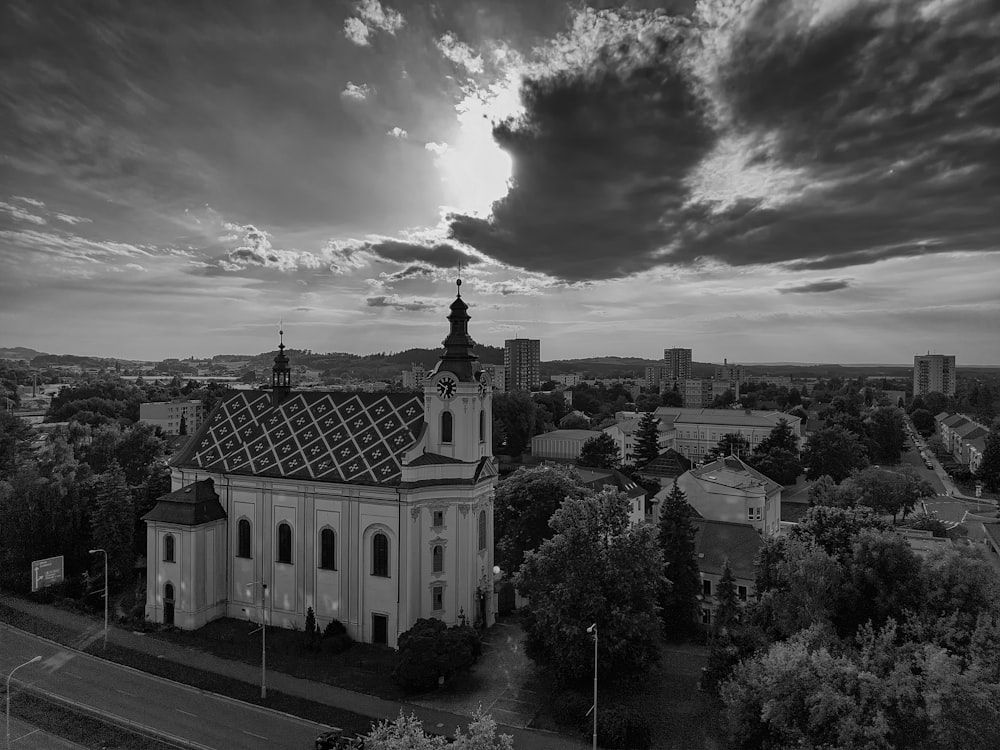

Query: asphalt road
left=1, top=627, right=331, bottom=750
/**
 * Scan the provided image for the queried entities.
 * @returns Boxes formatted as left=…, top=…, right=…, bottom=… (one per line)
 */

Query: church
left=142, top=281, right=497, bottom=647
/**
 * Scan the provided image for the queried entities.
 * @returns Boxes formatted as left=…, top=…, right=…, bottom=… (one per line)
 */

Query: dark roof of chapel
left=141, top=479, right=227, bottom=526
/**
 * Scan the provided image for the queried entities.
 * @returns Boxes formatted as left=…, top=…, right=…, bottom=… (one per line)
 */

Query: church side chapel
left=142, top=281, right=497, bottom=647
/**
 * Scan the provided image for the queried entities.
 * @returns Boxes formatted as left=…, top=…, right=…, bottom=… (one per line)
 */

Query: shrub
left=323, top=619, right=347, bottom=638
left=551, top=691, right=592, bottom=729
left=596, top=705, right=652, bottom=750
left=448, top=623, right=483, bottom=663
left=393, top=618, right=475, bottom=692
left=303, top=607, right=320, bottom=651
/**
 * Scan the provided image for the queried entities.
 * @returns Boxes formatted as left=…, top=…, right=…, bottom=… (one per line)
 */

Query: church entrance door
left=164, top=583, right=175, bottom=626
left=372, top=613, right=387, bottom=645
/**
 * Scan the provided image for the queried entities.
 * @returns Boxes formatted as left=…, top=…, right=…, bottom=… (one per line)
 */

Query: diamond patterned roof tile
left=174, top=391, right=424, bottom=486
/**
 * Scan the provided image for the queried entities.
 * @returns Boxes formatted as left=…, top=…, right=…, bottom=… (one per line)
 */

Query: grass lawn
left=149, top=616, right=406, bottom=701
left=530, top=641, right=729, bottom=750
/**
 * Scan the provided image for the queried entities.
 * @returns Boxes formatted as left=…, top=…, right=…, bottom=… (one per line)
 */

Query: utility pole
left=89, top=548, right=108, bottom=648
left=248, top=581, right=268, bottom=698
left=586, top=623, right=597, bottom=750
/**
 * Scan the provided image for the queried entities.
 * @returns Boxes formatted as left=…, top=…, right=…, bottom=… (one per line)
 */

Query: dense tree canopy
left=865, top=406, right=907, bottom=465
left=491, top=391, right=537, bottom=456
left=976, top=426, right=1000, bottom=492
left=364, top=709, right=514, bottom=750
left=802, top=426, right=869, bottom=482
left=494, top=464, right=590, bottom=574
left=632, top=410, right=661, bottom=467
left=577, top=432, right=621, bottom=469
left=515, top=488, right=664, bottom=683
left=707, top=433, right=751, bottom=460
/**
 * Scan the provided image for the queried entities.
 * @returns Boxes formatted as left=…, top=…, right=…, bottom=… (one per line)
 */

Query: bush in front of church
left=393, top=618, right=477, bottom=691
left=321, top=618, right=353, bottom=654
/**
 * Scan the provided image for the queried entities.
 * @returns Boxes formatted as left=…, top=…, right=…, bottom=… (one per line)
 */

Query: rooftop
left=692, top=519, right=762, bottom=579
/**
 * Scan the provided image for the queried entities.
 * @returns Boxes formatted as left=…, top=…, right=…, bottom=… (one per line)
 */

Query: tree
left=492, top=391, right=537, bottom=456
left=790, top=504, right=890, bottom=561
left=865, top=406, right=907, bottom=465
left=843, top=467, right=935, bottom=522
left=558, top=413, right=589, bottom=430
left=660, top=389, right=683, bottom=407
left=393, top=619, right=479, bottom=691
left=0, top=411, right=34, bottom=480
left=493, top=464, right=590, bottom=574
left=706, top=433, right=750, bottom=460
left=364, top=709, right=513, bottom=750
left=711, top=389, right=736, bottom=408
left=922, top=391, right=951, bottom=416
left=801, top=426, right=869, bottom=482
left=713, top=561, right=740, bottom=636
left=755, top=418, right=799, bottom=455
left=657, top=482, right=701, bottom=637
left=89, top=460, right=136, bottom=582
left=976, top=426, right=1000, bottom=492
left=911, top=408, right=935, bottom=435
left=632, top=411, right=661, bottom=468
left=577, top=432, right=621, bottom=469
left=515, top=488, right=664, bottom=683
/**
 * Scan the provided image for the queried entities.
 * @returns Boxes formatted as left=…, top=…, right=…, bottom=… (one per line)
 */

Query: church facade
left=142, top=283, right=497, bottom=647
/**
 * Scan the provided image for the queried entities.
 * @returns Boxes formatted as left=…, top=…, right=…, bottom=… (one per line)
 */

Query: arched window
left=372, top=532, right=389, bottom=577
left=164, top=534, right=175, bottom=563
left=237, top=519, right=252, bottom=558
left=441, top=411, right=453, bottom=443
left=478, top=510, right=487, bottom=551
left=319, top=528, right=336, bottom=570
left=277, top=522, right=292, bottom=564
left=432, top=545, right=443, bottom=573
left=479, top=409, right=484, bottom=443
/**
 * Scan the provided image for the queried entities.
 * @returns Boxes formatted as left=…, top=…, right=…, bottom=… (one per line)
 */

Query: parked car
left=316, top=728, right=365, bottom=749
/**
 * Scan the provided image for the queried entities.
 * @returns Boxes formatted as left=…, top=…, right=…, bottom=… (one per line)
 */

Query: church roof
left=173, top=390, right=424, bottom=486
left=141, top=478, right=227, bottom=526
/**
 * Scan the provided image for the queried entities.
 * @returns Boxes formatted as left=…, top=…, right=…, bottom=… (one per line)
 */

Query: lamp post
left=586, top=623, right=597, bottom=750
left=6, top=655, right=41, bottom=750
left=248, top=581, right=268, bottom=699
left=89, top=548, right=108, bottom=648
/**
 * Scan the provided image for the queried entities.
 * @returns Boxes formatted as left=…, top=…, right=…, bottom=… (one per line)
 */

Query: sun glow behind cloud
left=428, top=74, right=522, bottom=218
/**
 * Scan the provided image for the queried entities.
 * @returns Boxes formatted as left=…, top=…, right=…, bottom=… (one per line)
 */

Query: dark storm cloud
left=445, top=1, right=1000, bottom=281
left=366, top=295, right=436, bottom=312
left=365, top=240, right=482, bottom=269
left=779, top=279, right=851, bottom=295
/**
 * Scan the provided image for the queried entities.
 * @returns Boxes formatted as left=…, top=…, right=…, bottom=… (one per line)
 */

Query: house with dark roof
left=142, top=282, right=498, bottom=645
left=573, top=466, right=647, bottom=525
left=672, top=455, right=782, bottom=537
left=692, top=519, right=762, bottom=627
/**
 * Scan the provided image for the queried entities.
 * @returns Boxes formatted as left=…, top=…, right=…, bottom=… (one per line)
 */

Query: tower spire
left=436, top=277, right=478, bottom=381
left=271, top=324, right=291, bottom=403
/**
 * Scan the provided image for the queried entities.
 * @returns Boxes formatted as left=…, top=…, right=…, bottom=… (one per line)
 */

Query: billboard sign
left=31, top=555, right=64, bottom=592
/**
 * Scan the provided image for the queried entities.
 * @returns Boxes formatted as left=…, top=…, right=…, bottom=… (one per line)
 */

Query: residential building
left=673, top=455, right=782, bottom=537
left=913, top=353, right=956, bottom=397
left=530, top=429, right=600, bottom=461
left=637, top=448, right=692, bottom=524
left=480, top=363, right=505, bottom=393
left=142, top=284, right=497, bottom=646
left=574, top=467, right=647, bottom=526
left=669, top=408, right=801, bottom=462
left=504, top=338, right=540, bottom=392
left=681, top=378, right=740, bottom=408
left=744, top=375, right=793, bottom=388
left=969, top=436, right=988, bottom=474
left=692, top=519, right=762, bottom=627
left=713, top=360, right=746, bottom=385
left=550, top=373, right=580, bottom=387
left=937, top=412, right=990, bottom=468
left=139, top=400, right=208, bottom=436
left=400, top=364, right=427, bottom=390
left=663, top=348, right=692, bottom=383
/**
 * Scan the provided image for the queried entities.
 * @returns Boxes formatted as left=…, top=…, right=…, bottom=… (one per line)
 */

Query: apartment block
left=663, top=348, right=692, bottom=383
left=913, top=354, right=956, bottom=396
left=504, top=338, right=541, bottom=392
left=139, top=400, right=208, bottom=436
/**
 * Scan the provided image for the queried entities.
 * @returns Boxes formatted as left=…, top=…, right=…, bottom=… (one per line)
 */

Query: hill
left=0, top=347, right=48, bottom=361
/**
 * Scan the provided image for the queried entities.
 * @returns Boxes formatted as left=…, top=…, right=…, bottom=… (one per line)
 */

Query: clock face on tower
left=436, top=376, right=457, bottom=400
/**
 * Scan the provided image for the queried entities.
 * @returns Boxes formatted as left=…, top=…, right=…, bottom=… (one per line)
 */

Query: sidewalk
left=6, top=716, right=87, bottom=750
left=0, top=594, right=585, bottom=749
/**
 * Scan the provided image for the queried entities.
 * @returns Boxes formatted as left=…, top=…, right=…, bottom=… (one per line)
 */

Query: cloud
left=778, top=279, right=852, bottom=294
left=386, top=126, right=408, bottom=139
left=124, top=263, right=147, bottom=272
left=364, top=239, right=482, bottom=270
left=436, top=33, right=484, bottom=74
left=366, top=295, right=436, bottom=312
left=0, top=200, right=47, bottom=225
left=343, top=0, right=404, bottom=46
left=439, top=1, right=1000, bottom=281
left=424, top=141, right=449, bottom=156
left=0, top=228, right=153, bottom=263
left=340, top=82, right=373, bottom=101
left=220, top=223, right=328, bottom=273
left=54, top=212, right=92, bottom=225
left=12, top=196, right=45, bottom=207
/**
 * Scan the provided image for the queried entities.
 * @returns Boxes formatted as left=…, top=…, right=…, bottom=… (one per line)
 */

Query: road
left=1, top=627, right=331, bottom=750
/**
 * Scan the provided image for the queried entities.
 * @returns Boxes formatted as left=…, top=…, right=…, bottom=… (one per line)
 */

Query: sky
left=1, top=0, right=998, bottom=365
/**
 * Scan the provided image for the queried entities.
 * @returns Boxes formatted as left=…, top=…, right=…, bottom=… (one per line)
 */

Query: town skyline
left=2, top=0, right=998, bottom=365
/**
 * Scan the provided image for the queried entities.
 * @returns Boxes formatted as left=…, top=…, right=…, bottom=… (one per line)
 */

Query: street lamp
left=248, top=581, right=268, bottom=699
left=6, top=655, right=41, bottom=750
left=586, top=623, right=597, bottom=750
left=89, top=548, right=108, bottom=648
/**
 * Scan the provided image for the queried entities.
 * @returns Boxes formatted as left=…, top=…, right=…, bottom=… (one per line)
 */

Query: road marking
left=175, top=709, right=197, bottom=717
left=115, top=688, right=137, bottom=697
left=242, top=730, right=269, bottom=740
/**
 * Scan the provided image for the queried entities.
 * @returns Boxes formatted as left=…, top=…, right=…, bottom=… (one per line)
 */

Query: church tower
left=270, top=329, right=291, bottom=404
left=424, top=279, right=492, bottom=461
